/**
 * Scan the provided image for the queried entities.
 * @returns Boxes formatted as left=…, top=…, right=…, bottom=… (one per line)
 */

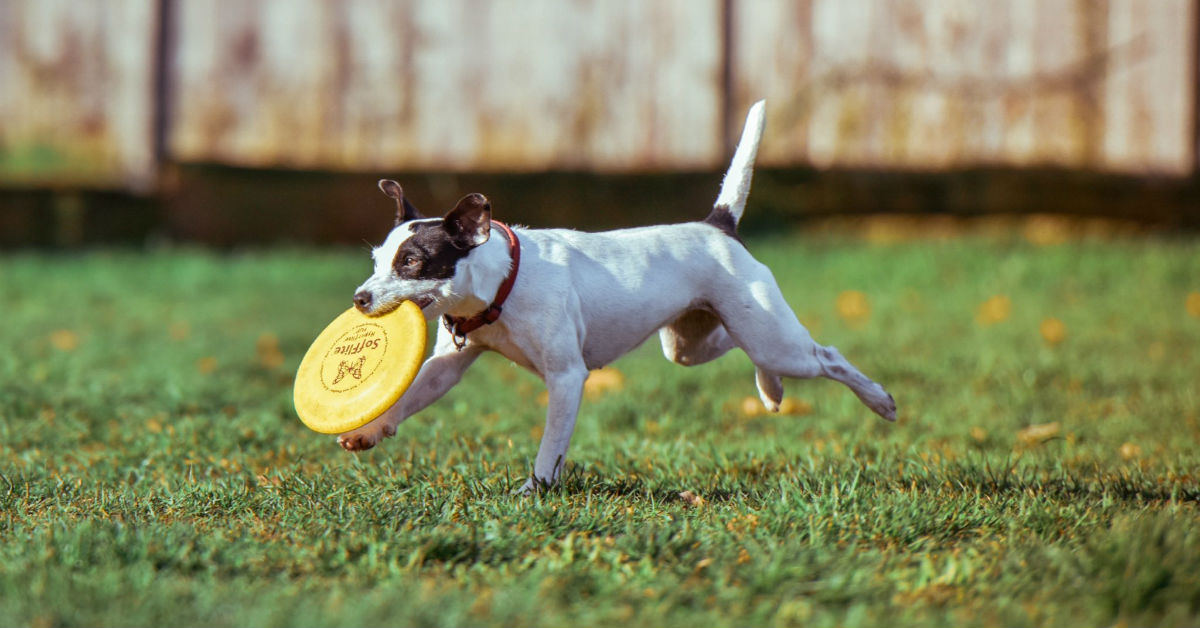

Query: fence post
left=152, top=0, right=176, bottom=174
left=720, top=0, right=734, bottom=161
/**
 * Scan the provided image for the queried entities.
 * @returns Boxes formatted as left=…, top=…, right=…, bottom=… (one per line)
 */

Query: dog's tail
left=710, top=99, right=766, bottom=227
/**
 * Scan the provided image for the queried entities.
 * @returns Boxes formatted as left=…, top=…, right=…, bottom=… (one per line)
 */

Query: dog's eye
left=403, top=255, right=420, bottom=267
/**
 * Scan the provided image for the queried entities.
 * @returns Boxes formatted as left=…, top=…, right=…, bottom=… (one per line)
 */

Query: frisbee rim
left=293, top=302, right=426, bottom=435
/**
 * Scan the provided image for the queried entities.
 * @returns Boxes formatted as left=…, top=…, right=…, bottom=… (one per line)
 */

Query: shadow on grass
left=551, top=456, right=1200, bottom=507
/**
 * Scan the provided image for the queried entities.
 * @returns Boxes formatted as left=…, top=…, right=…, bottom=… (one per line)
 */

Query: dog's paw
left=337, top=433, right=377, bottom=451
left=337, top=422, right=396, bottom=452
left=755, top=369, right=783, bottom=412
left=872, top=391, right=897, bottom=422
left=513, top=476, right=556, bottom=496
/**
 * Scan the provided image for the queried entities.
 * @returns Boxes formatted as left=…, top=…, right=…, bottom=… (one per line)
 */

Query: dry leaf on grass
left=976, top=295, right=1011, bottom=325
left=740, top=396, right=766, bottom=417
left=49, top=330, right=79, bottom=351
left=169, top=322, right=190, bottom=340
left=1187, top=292, right=1200, bottom=318
left=739, top=396, right=813, bottom=417
left=1017, top=421, right=1060, bottom=446
left=836, top=290, right=871, bottom=325
left=679, top=490, right=705, bottom=507
left=256, top=333, right=285, bottom=369
left=584, top=368, right=625, bottom=399
left=778, top=398, right=813, bottom=416
left=1040, top=318, right=1067, bottom=346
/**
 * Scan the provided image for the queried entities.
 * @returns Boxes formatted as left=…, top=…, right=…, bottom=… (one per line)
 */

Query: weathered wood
left=0, top=0, right=1195, bottom=182
left=733, top=0, right=1195, bottom=174
left=0, top=0, right=158, bottom=188
left=168, top=0, right=724, bottom=172
left=1102, top=0, right=1196, bottom=173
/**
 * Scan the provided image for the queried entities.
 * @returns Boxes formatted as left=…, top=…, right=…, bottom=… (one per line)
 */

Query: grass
left=2, top=230, right=1200, bottom=626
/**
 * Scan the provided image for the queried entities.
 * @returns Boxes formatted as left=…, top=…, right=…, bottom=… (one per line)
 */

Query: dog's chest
left=469, top=326, right=542, bottom=376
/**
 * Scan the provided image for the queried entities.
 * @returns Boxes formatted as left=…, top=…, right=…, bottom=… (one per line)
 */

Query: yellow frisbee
left=293, top=302, right=427, bottom=434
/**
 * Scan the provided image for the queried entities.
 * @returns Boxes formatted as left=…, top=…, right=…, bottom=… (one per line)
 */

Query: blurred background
left=0, top=0, right=1197, bottom=247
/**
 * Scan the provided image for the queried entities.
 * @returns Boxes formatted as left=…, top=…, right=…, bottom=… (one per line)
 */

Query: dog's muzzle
left=354, top=291, right=434, bottom=315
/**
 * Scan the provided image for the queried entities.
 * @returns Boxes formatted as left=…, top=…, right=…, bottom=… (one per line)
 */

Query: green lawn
left=2, top=232, right=1200, bottom=626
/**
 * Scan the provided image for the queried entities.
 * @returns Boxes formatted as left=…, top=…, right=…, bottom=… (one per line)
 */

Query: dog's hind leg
left=755, top=335, right=895, bottom=421
left=716, top=276, right=897, bottom=421
left=755, top=369, right=784, bottom=412
left=808, top=344, right=896, bottom=421
left=661, top=309, right=786, bottom=412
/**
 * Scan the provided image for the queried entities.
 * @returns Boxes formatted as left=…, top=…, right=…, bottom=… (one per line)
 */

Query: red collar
left=442, top=220, right=520, bottom=350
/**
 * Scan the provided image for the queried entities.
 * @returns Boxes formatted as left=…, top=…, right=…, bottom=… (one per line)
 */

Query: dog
left=340, top=101, right=897, bottom=493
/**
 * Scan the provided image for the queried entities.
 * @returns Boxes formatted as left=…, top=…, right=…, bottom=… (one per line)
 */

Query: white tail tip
left=714, top=100, right=766, bottom=223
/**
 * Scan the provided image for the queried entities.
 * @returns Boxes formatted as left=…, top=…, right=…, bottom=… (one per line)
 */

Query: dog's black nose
left=353, top=291, right=373, bottom=312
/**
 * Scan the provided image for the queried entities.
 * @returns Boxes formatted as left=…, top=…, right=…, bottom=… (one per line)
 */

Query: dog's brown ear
left=444, top=193, right=491, bottom=249
left=378, top=179, right=423, bottom=225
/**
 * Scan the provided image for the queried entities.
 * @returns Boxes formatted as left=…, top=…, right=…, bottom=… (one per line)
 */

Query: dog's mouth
left=360, top=295, right=434, bottom=317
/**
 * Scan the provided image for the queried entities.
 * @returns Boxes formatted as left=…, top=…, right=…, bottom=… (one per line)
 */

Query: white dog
left=341, top=101, right=896, bottom=493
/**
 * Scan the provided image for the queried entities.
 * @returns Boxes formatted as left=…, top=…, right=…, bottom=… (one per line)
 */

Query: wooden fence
left=1, top=0, right=1195, bottom=191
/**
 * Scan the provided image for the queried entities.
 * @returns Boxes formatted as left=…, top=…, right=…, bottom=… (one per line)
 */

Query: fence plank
left=1102, top=0, right=1196, bottom=173
left=733, top=0, right=1195, bottom=174
left=0, top=0, right=158, bottom=188
left=169, top=0, right=723, bottom=172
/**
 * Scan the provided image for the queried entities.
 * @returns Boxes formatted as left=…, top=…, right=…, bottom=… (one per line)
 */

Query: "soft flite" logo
left=319, top=323, right=388, bottom=393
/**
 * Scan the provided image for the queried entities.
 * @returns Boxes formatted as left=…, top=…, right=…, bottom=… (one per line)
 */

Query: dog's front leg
left=338, top=337, right=484, bottom=452
left=518, top=365, right=588, bottom=494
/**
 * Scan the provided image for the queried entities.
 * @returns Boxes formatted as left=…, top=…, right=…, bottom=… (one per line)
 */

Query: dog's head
left=353, top=179, right=493, bottom=318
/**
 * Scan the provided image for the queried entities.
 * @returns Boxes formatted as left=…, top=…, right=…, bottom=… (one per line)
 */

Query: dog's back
left=504, top=221, right=760, bottom=368
left=496, top=101, right=769, bottom=368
